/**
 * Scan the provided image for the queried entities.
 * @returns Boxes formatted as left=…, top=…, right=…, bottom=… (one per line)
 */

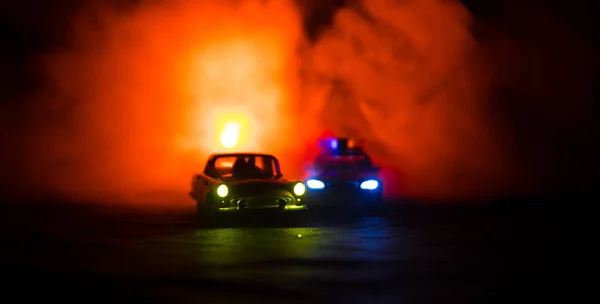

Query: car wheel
left=195, top=200, right=204, bottom=214
left=196, top=196, right=218, bottom=226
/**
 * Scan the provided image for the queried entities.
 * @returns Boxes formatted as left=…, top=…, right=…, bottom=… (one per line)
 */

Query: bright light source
left=293, top=182, right=306, bottom=196
left=330, top=139, right=338, bottom=149
left=217, top=184, right=229, bottom=197
left=220, top=122, right=241, bottom=148
left=360, top=180, right=379, bottom=190
left=306, top=179, right=325, bottom=189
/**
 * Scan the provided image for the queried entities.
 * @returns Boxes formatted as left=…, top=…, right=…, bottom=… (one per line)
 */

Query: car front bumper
left=305, top=187, right=383, bottom=206
left=212, top=195, right=308, bottom=212
left=215, top=205, right=308, bottom=212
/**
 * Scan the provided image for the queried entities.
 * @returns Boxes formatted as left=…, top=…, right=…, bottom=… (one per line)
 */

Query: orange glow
left=17, top=0, right=550, bottom=203
left=23, top=0, right=307, bottom=204
left=300, top=0, right=513, bottom=199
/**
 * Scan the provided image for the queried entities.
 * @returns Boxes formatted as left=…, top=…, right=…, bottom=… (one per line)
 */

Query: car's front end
left=304, top=176, right=383, bottom=207
left=304, top=137, right=384, bottom=209
left=209, top=179, right=308, bottom=213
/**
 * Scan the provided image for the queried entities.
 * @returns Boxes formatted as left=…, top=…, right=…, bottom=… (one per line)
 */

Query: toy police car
left=304, top=138, right=383, bottom=206
left=190, top=153, right=308, bottom=217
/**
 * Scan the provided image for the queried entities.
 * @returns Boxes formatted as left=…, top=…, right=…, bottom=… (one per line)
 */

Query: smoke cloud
left=300, top=0, right=599, bottom=199
left=5, top=0, right=597, bottom=204
left=299, top=0, right=511, bottom=199
left=17, top=0, right=306, bottom=204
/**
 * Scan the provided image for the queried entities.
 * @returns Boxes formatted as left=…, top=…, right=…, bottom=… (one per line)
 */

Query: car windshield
left=209, top=155, right=280, bottom=180
left=315, top=153, right=373, bottom=170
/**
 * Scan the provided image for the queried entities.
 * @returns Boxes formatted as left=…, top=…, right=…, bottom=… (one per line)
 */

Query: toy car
left=190, top=153, right=308, bottom=217
left=304, top=138, right=383, bottom=206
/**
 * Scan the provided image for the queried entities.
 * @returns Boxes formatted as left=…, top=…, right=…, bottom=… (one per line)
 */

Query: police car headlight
left=306, top=179, right=325, bottom=189
left=216, top=184, right=228, bottom=197
left=293, top=182, right=306, bottom=196
left=360, top=180, right=379, bottom=190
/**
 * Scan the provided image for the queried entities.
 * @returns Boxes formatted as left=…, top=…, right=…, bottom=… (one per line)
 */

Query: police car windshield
left=210, top=155, right=280, bottom=180
left=315, top=153, right=372, bottom=170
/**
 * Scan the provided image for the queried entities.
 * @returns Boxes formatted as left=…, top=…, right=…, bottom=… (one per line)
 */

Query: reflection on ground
left=0, top=202, right=562, bottom=303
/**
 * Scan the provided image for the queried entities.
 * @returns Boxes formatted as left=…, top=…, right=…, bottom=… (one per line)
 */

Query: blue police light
left=360, top=180, right=379, bottom=190
left=306, top=179, right=325, bottom=189
left=318, top=138, right=340, bottom=150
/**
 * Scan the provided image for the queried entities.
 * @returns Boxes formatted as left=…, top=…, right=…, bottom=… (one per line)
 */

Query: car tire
left=196, top=204, right=210, bottom=226
left=196, top=195, right=218, bottom=227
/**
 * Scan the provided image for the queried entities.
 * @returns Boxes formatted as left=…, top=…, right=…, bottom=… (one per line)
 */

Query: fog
left=299, top=0, right=513, bottom=199
left=18, top=0, right=306, bottom=204
left=3, top=0, right=597, bottom=204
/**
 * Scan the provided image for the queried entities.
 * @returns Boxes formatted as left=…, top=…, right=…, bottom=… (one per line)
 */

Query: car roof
left=208, top=152, right=278, bottom=159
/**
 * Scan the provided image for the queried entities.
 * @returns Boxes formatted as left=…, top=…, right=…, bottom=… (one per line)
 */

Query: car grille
left=227, top=196, right=295, bottom=208
left=326, top=181, right=359, bottom=189
left=251, top=197, right=293, bottom=207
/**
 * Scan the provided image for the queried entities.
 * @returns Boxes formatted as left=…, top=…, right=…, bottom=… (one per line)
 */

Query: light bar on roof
left=318, top=138, right=339, bottom=149
left=318, top=138, right=367, bottom=150
left=347, top=139, right=366, bottom=148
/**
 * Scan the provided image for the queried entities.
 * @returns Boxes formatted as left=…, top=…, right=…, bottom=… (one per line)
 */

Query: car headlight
left=293, top=182, right=306, bottom=196
left=306, top=179, right=325, bottom=189
left=360, top=180, right=379, bottom=190
left=216, top=184, right=228, bottom=197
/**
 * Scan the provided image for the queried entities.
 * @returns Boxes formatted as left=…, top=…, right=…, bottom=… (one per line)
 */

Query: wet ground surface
left=0, top=199, right=573, bottom=303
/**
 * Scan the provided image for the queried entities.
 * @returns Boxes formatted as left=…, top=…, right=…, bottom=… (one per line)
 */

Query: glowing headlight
left=360, top=180, right=379, bottom=190
left=306, top=179, right=325, bottom=189
left=216, top=184, right=228, bottom=197
left=293, top=182, right=306, bottom=196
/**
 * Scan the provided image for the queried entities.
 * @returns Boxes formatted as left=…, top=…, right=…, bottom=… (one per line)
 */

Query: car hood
left=313, top=169, right=379, bottom=181
left=217, top=178, right=294, bottom=196
left=218, top=178, right=289, bottom=186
